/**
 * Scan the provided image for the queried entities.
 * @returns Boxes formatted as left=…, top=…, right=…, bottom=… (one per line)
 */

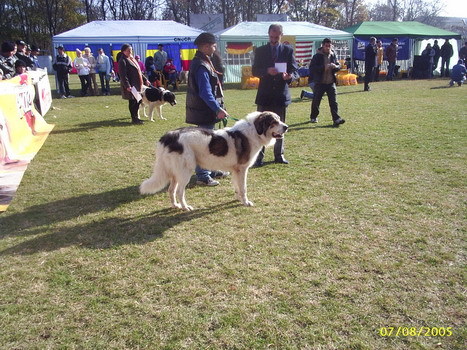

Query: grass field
left=0, top=76, right=466, bottom=349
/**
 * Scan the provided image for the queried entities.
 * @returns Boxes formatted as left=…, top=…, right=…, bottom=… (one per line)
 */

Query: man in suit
left=252, top=23, right=298, bottom=166
left=364, top=37, right=376, bottom=91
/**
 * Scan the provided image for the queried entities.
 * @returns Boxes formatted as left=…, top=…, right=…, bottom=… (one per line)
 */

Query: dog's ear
left=254, top=112, right=277, bottom=135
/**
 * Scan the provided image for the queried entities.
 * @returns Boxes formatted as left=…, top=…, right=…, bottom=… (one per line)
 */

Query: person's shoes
left=300, top=90, right=305, bottom=99
left=132, top=119, right=144, bottom=125
left=310, top=118, right=318, bottom=123
left=66, top=95, right=74, bottom=98
left=274, top=156, right=289, bottom=164
left=333, top=118, right=346, bottom=127
left=60, top=95, right=67, bottom=99
left=364, top=87, right=371, bottom=91
left=210, top=170, right=230, bottom=179
left=196, top=177, right=219, bottom=186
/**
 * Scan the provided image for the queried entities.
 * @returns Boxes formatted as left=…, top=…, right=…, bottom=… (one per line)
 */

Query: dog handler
left=119, top=44, right=149, bottom=125
left=186, top=32, right=229, bottom=186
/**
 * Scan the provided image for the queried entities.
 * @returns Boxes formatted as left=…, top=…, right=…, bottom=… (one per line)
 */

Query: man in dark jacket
left=432, top=40, right=441, bottom=74
left=0, top=41, right=17, bottom=80
left=252, top=23, right=298, bottom=166
left=186, top=32, right=229, bottom=186
left=440, top=39, right=454, bottom=77
left=385, top=38, right=398, bottom=81
left=309, top=38, right=345, bottom=127
left=364, top=37, right=376, bottom=91
left=53, top=45, right=73, bottom=98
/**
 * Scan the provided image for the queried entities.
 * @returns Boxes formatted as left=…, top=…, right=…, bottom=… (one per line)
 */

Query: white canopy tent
left=216, top=21, right=354, bottom=83
left=52, top=20, right=203, bottom=68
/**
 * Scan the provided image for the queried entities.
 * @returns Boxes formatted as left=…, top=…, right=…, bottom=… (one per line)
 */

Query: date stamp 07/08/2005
left=379, top=327, right=453, bottom=337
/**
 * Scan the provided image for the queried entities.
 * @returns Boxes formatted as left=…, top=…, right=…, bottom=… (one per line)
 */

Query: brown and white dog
left=139, top=86, right=177, bottom=122
left=140, top=111, right=288, bottom=210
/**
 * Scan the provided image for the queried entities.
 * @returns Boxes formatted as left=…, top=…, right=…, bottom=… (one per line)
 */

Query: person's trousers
left=57, top=73, right=70, bottom=96
left=310, top=83, right=340, bottom=121
left=78, top=75, right=91, bottom=96
left=386, top=62, right=396, bottom=80
left=195, top=123, right=216, bottom=181
left=440, top=58, right=450, bottom=77
left=99, top=72, right=110, bottom=94
left=255, top=105, right=286, bottom=164
left=374, top=64, right=381, bottom=81
left=364, top=64, right=374, bottom=89
left=128, top=98, right=141, bottom=122
left=89, top=73, right=98, bottom=95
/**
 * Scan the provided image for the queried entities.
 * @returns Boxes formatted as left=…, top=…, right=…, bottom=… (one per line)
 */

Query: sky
left=365, top=0, right=467, bottom=18
left=441, top=0, right=467, bottom=18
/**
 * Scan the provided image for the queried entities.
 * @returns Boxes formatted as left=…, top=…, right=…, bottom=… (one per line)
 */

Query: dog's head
left=250, top=111, right=288, bottom=140
left=162, top=90, right=177, bottom=106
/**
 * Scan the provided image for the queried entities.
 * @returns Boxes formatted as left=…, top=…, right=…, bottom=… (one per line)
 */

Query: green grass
left=0, top=76, right=466, bottom=349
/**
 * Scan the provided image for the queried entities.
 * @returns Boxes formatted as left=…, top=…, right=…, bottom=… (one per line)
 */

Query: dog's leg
left=232, top=168, right=253, bottom=206
left=175, top=172, right=193, bottom=211
left=157, top=104, right=167, bottom=120
left=147, top=104, right=155, bottom=122
left=168, top=178, right=181, bottom=209
left=143, top=104, right=149, bottom=119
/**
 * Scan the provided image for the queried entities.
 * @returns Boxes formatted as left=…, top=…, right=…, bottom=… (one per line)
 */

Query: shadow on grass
left=288, top=120, right=338, bottom=132
left=430, top=85, right=452, bottom=89
left=51, top=118, right=132, bottom=134
left=0, top=185, right=241, bottom=255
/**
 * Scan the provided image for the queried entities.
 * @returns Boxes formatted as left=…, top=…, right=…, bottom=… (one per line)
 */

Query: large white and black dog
left=139, top=86, right=177, bottom=122
left=140, top=111, right=288, bottom=211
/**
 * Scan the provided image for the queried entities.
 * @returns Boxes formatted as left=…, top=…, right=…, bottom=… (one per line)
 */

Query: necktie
left=272, top=45, right=278, bottom=62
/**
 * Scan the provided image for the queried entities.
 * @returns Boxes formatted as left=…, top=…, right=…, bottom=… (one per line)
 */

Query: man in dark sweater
left=364, top=37, right=376, bottom=91
left=308, top=38, right=345, bottom=127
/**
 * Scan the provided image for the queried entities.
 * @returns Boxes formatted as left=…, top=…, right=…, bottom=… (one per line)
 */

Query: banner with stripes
left=295, top=41, right=313, bottom=65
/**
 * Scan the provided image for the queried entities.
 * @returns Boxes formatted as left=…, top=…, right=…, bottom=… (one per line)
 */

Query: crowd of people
left=0, top=40, right=42, bottom=80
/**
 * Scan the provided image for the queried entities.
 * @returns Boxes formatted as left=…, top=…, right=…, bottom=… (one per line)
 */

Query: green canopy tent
left=343, top=21, right=462, bottom=76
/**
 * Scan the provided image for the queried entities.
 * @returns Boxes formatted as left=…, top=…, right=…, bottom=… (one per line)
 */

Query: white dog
left=140, top=111, right=288, bottom=211
left=138, top=86, right=177, bottom=122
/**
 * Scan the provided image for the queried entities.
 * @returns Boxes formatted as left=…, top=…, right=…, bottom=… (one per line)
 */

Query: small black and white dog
left=139, top=86, right=177, bottom=122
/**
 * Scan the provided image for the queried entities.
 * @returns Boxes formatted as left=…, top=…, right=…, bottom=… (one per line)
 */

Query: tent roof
left=53, top=20, right=204, bottom=43
left=343, top=21, right=461, bottom=39
left=217, top=21, right=353, bottom=41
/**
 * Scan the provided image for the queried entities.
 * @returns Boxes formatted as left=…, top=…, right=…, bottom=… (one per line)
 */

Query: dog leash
left=217, top=115, right=239, bottom=128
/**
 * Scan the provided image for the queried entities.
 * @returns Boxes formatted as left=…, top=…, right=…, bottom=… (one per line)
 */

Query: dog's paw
left=172, top=203, right=182, bottom=209
left=243, top=200, right=254, bottom=207
left=182, top=205, right=194, bottom=211
left=149, top=119, right=155, bottom=122
left=161, top=117, right=167, bottom=120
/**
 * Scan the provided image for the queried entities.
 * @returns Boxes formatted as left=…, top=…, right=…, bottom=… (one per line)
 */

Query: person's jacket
left=365, top=43, right=377, bottom=67
left=451, top=63, right=466, bottom=81
left=252, top=43, right=298, bottom=107
left=440, top=42, right=453, bottom=59
left=186, top=51, right=223, bottom=125
left=0, top=54, right=17, bottom=79
left=385, top=43, right=398, bottom=63
left=308, top=48, right=340, bottom=84
left=119, top=55, right=147, bottom=100
left=53, top=53, right=72, bottom=75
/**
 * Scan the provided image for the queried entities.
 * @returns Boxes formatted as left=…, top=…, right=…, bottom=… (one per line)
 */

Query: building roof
left=343, top=21, right=461, bottom=39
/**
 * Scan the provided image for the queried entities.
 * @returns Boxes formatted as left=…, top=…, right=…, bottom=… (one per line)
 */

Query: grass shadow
left=51, top=118, right=131, bottom=134
left=0, top=191, right=241, bottom=255
left=430, top=85, right=452, bottom=89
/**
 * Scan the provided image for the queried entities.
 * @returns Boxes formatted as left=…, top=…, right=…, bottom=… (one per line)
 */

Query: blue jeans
left=195, top=123, right=215, bottom=181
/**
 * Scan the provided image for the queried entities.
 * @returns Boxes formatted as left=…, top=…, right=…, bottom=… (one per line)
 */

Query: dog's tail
left=140, top=144, right=170, bottom=194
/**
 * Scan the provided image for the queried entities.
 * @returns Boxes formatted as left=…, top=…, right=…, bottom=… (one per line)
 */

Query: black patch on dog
left=145, top=87, right=163, bottom=102
left=254, top=112, right=279, bottom=135
left=209, top=134, right=228, bottom=157
left=163, top=91, right=177, bottom=106
left=159, top=130, right=183, bottom=154
left=227, top=130, right=251, bottom=164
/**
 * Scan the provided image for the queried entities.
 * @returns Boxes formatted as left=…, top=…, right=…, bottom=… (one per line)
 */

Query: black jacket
left=308, top=49, right=340, bottom=84
left=186, top=51, right=223, bottom=125
left=252, top=43, right=298, bottom=107
left=365, top=43, right=376, bottom=68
